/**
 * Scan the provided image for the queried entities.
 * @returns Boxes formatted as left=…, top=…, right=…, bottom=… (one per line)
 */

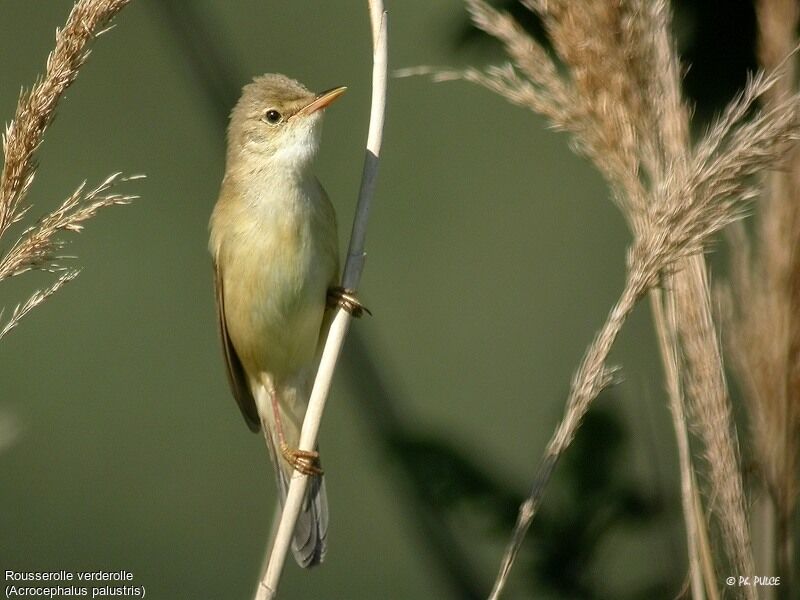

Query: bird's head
left=227, top=73, right=346, bottom=173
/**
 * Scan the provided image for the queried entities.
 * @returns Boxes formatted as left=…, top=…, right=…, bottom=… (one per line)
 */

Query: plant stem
left=649, top=290, right=707, bottom=600
left=673, top=256, right=756, bottom=599
left=489, top=266, right=648, bottom=599
left=254, top=3, right=387, bottom=598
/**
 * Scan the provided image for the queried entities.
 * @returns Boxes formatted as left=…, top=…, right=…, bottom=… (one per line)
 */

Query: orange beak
left=293, top=86, right=347, bottom=118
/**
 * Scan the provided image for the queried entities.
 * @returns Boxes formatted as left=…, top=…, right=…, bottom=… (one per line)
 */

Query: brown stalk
left=720, top=1, right=800, bottom=596
left=651, top=289, right=717, bottom=600
left=671, top=257, right=755, bottom=593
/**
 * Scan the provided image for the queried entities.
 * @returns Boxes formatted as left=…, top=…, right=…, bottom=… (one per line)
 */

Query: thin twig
left=254, top=2, right=388, bottom=598
left=488, top=266, right=649, bottom=600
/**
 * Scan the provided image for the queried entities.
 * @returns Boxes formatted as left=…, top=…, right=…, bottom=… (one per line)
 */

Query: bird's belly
left=223, top=226, right=335, bottom=383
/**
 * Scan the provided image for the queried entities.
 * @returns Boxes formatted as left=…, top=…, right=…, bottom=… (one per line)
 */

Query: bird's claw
left=280, top=443, right=323, bottom=476
left=327, top=286, right=371, bottom=317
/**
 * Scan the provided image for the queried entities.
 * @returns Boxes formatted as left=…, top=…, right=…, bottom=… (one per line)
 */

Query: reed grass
left=403, top=1, right=800, bottom=596
left=0, top=0, right=137, bottom=340
left=719, top=1, right=800, bottom=596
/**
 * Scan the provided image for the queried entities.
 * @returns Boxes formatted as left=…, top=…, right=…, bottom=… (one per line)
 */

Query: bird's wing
left=212, top=258, right=261, bottom=432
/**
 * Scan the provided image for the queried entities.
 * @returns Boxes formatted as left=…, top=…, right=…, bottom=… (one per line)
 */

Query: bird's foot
left=280, top=443, right=323, bottom=476
left=327, top=286, right=371, bottom=317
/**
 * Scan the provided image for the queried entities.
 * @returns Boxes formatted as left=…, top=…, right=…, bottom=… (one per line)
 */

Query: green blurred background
left=0, top=1, right=757, bottom=598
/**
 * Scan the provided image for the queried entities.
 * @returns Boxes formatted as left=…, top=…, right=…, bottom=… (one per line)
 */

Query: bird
left=209, top=73, right=360, bottom=568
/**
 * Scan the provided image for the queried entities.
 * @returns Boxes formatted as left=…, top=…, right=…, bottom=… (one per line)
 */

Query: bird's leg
left=270, top=388, right=323, bottom=476
left=327, top=286, right=371, bottom=317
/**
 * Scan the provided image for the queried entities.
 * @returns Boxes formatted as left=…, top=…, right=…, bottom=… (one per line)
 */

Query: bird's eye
left=264, top=109, right=282, bottom=124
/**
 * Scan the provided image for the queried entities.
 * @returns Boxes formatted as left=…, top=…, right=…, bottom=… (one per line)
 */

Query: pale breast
left=212, top=176, right=338, bottom=383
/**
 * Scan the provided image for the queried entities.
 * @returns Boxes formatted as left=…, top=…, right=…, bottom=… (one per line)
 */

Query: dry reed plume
left=403, top=0, right=800, bottom=597
left=0, top=0, right=137, bottom=340
left=719, top=0, right=800, bottom=596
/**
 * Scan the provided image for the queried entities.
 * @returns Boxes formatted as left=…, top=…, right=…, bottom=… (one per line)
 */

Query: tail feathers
left=269, top=443, right=329, bottom=568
